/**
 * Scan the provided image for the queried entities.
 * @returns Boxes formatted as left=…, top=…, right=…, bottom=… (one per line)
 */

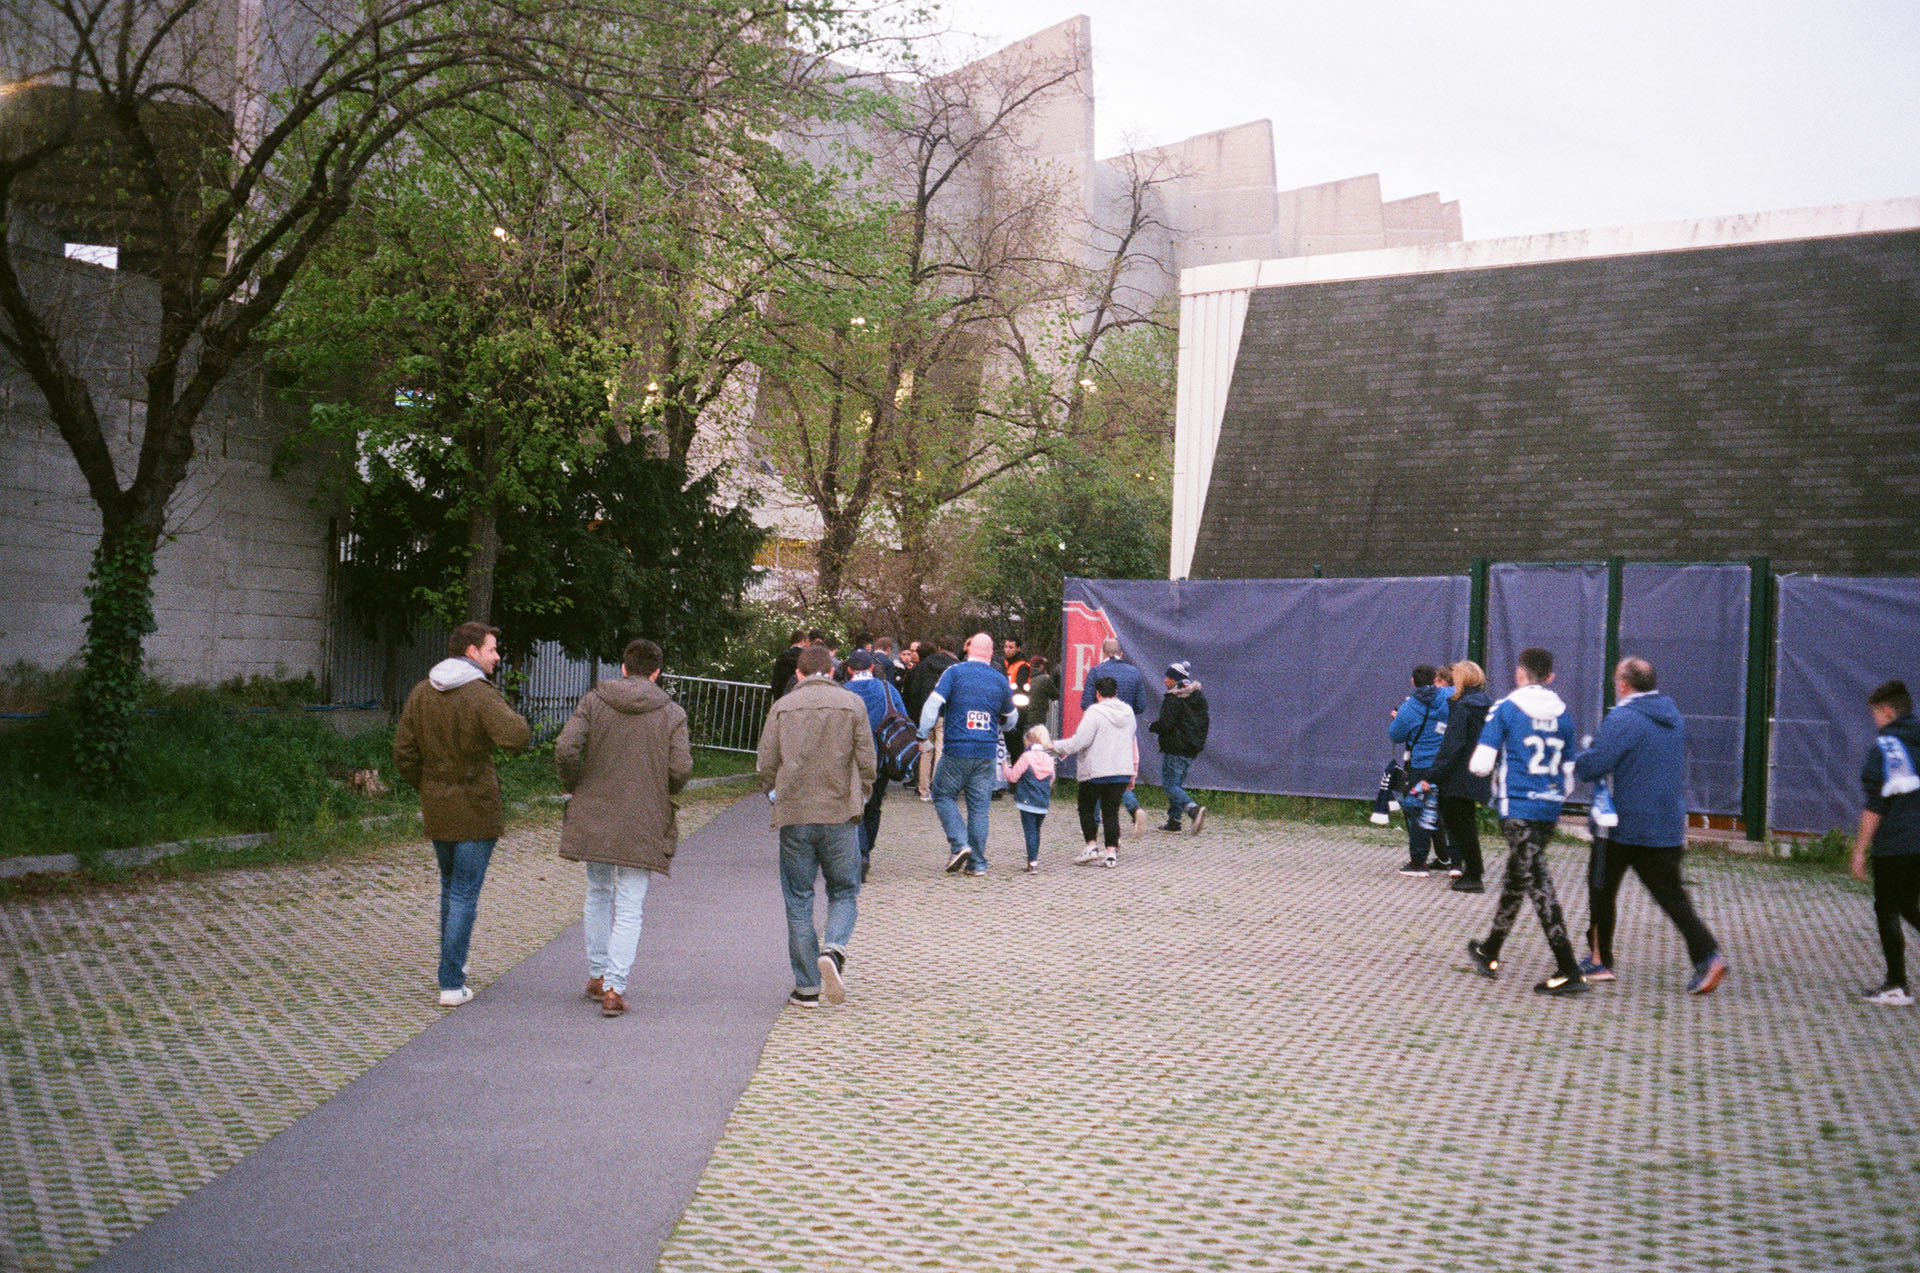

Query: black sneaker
left=1397, top=862, right=1430, bottom=877
left=788, top=990, right=819, bottom=1009
left=1533, top=971, right=1590, bottom=996
left=1466, top=939, right=1500, bottom=979
left=1158, top=821, right=1184, bottom=833
left=1449, top=877, right=1485, bottom=893
left=945, top=848, right=970, bottom=873
left=1188, top=805, right=1206, bottom=834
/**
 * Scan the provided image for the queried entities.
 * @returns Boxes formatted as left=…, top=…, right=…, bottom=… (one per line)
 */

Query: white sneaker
left=1074, top=845, right=1101, bottom=865
left=437, top=986, right=474, bottom=1007
left=818, top=953, right=847, bottom=1005
left=1863, top=983, right=1914, bottom=1006
left=1100, top=853, right=1118, bottom=868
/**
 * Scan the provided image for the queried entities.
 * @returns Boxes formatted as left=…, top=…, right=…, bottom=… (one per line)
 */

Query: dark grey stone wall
left=1188, top=229, right=1920, bottom=578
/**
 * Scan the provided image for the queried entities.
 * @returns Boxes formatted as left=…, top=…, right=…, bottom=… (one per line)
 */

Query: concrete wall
left=0, top=252, right=334, bottom=683
left=1174, top=203, right=1920, bottom=580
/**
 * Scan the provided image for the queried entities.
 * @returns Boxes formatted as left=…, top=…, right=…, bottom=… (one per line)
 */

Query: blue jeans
left=1403, top=787, right=1443, bottom=866
left=1161, top=754, right=1197, bottom=825
left=779, top=822, right=861, bottom=994
left=583, top=862, right=651, bottom=994
left=932, top=754, right=996, bottom=869
left=1019, top=809, right=1045, bottom=862
left=432, top=838, right=496, bottom=990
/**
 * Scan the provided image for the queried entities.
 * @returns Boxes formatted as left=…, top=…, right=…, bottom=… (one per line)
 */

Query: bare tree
left=0, top=0, right=790, bottom=773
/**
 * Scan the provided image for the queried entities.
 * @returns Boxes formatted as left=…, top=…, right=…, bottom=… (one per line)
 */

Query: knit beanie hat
left=1166, top=660, right=1193, bottom=685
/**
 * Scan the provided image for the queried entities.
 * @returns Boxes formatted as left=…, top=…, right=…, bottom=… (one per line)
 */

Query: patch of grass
left=0, top=708, right=570, bottom=859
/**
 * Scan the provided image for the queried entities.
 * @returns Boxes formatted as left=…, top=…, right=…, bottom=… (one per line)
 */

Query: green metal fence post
left=1604, top=557, right=1625, bottom=709
left=1742, top=557, right=1774, bottom=841
left=1467, top=557, right=1489, bottom=667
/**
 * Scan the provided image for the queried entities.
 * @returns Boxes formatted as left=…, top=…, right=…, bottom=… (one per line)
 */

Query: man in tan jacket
left=393, top=621, right=532, bottom=1007
left=756, top=644, right=875, bottom=1007
left=554, top=638, right=693, bottom=1017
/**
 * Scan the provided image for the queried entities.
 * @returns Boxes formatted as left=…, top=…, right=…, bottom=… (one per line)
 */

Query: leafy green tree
left=0, top=0, right=749, bottom=777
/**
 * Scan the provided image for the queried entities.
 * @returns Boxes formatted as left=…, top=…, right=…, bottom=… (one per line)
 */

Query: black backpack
left=874, top=703, right=921, bottom=781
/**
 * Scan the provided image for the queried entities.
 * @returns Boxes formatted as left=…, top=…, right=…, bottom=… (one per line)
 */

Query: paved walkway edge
left=84, top=793, right=789, bottom=1273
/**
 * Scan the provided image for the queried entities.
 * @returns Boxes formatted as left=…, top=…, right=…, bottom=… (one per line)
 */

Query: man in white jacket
left=1052, top=676, right=1139, bottom=867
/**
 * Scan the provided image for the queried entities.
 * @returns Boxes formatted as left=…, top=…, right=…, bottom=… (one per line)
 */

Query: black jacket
left=1428, top=687, right=1492, bottom=802
left=903, top=651, right=956, bottom=721
left=1150, top=683, right=1210, bottom=758
left=769, top=645, right=803, bottom=698
left=1865, top=713, right=1920, bottom=857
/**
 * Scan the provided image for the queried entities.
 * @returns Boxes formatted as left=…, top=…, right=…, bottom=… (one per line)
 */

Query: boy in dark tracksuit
left=1852, top=680, right=1920, bottom=1005
left=1149, top=661, right=1211, bottom=833
left=1465, top=647, right=1587, bottom=996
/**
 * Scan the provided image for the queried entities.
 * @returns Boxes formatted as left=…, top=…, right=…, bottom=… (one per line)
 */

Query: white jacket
left=1055, top=697, right=1139, bottom=782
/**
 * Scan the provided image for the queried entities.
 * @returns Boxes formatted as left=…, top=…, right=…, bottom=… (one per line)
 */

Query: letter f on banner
left=1062, top=599, right=1117, bottom=737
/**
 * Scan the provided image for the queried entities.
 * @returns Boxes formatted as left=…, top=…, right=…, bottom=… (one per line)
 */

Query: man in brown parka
left=555, top=638, right=693, bottom=1017
left=393, top=621, right=532, bottom=1007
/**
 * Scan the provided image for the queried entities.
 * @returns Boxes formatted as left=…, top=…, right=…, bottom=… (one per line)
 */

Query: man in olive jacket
left=555, top=638, right=693, bottom=1017
left=393, top=621, right=532, bottom=1007
left=756, top=644, right=876, bottom=1007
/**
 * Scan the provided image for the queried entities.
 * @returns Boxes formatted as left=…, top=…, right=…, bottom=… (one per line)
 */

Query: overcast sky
left=928, top=0, right=1920, bottom=240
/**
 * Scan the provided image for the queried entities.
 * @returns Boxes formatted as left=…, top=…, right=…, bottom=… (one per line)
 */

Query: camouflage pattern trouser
left=1486, top=818, right=1579, bottom=970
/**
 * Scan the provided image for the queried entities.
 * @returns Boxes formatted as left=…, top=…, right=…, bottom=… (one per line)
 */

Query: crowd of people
left=389, top=620, right=1920, bottom=1018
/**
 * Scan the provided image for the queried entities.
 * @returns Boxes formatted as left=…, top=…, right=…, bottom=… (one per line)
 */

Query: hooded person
left=553, top=638, right=694, bottom=1016
left=1051, top=676, right=1139, bottom=867
left=393, top=621, right=532, bottom=1007
left=1149, top=661, right=1211, bottom=833
left=1571, top=657, right=1727, bottom=995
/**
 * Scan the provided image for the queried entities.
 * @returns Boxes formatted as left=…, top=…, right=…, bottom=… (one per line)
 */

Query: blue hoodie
left=1573, top=692, right=1687, bottom=848
left=1388, top=684, right=1451, bottom=773
left=1471, top=684, right=1576, bottom=822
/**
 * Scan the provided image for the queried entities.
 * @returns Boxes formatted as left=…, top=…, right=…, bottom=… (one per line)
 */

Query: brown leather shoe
left=585, top=977, right=603, bottom=1000
left=600, top=989, right=627, bottom=1017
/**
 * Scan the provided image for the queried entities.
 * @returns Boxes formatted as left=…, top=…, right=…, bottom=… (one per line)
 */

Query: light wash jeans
left=583, top=862, right=652, bottom=994
left=1161, top=754, right=1197, bottom=825
left=433, top=838, right=495, bottom=991
left=779, top=822, right=861, bottom=994
left=932, top=754, right=996, bottom=869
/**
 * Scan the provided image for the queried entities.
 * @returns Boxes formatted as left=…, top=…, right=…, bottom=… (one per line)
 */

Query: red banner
left=1060, top=599, right=1116, bottom=738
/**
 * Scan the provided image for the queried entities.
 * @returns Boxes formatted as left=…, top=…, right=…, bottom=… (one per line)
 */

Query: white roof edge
left=1181, top=196, right=1920, bottom=296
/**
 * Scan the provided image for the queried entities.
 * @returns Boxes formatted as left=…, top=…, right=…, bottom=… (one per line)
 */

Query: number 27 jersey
left=1475, top=684, right=1576, bottom=821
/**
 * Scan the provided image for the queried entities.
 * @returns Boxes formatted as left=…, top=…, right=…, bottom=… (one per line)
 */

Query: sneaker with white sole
left=1074, top=845, right=1101, bottom=865
left=1862, top=982, right=1914, bottom=1006
left=818, top=951, right=847, bottom=1004
left=437, top=986, right=474, bottom=1007
left=1466, top=939, right=1500, bottom=979
left=1024, top=859, right=1039, bottom=873
left=1189, top=805, right=1206, bottom=834
left=1131, top=807, right=1145, bottom=836
left=1100, top=853, right=1117, bottom=868
left=945, top=848, right=970, bottom=873
left=788, top=990, right=819, bottom=1009
left=1577, top=957, right=1616, bottom=983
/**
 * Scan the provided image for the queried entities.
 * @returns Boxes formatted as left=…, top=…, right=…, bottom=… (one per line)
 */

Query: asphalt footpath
left=86, top=793, right=790, bottom=1273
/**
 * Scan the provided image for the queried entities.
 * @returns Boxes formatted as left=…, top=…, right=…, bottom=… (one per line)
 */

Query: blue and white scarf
left=1879, top=735, right=1920, bottom=798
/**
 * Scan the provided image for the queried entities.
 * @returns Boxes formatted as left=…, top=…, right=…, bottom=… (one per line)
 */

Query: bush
left=0, top=710, right=560, bottom=857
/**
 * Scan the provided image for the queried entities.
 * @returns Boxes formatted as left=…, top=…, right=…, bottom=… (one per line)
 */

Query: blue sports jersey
left=925, top=660, right=1015, bottom=759
left=1474, top=684, right=1576, bottom=821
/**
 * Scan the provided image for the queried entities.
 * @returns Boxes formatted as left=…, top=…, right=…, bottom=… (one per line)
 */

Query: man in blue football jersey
left=920, top=632, right=1019, bottom=875
left=1464, top=646, right=1588, bottom=996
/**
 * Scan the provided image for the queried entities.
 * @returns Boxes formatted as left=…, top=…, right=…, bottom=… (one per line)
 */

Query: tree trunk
left=70, top=516, right=160, bottom=782
left=814, top=512, right=858, bottom=605
left=463, top=501, right=501, bottom=623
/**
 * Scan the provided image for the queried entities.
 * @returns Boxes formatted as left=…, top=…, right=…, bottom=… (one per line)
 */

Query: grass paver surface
left=0, top=797, right=732, bottom=1273
left=659, top=798, right=1920, bottom=1273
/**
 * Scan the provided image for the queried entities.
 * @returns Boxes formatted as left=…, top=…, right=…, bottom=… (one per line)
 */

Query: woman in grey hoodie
left=1052, top=676, right=1139, bottom=867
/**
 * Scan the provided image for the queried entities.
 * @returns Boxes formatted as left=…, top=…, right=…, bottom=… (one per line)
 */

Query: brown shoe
left=585, top=976, right=604, bottom=1001
left=600, top=989, right=627, bottom=1017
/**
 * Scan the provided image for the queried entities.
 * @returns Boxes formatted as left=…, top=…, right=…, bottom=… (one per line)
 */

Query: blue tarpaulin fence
left=1064, top=566, right=1919, bottom=836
